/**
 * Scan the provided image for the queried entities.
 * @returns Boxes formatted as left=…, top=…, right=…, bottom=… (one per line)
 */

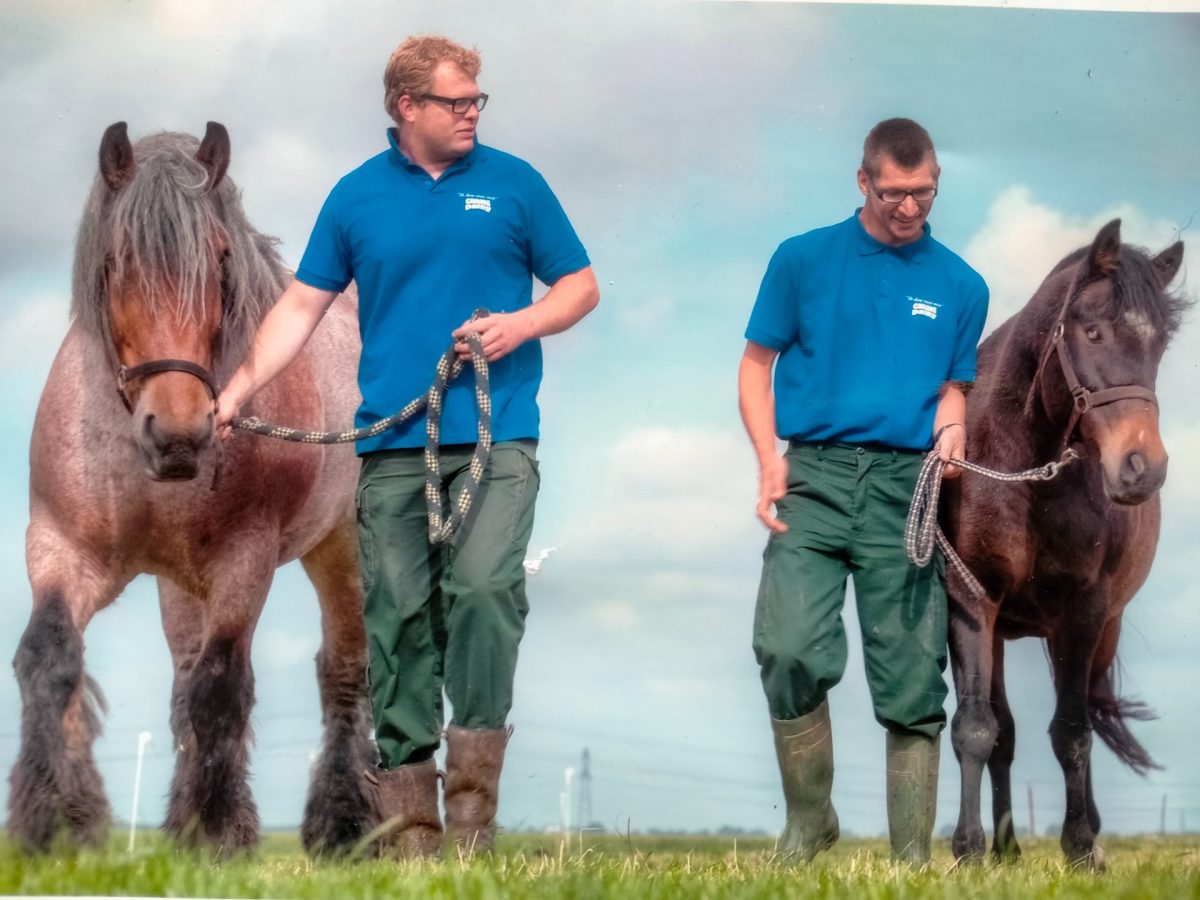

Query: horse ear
left=195, top=121, right=231, bottom=191
left=1087, top=218, right=1122, bottom=277
left=99, top=121, right=135, bottom=191
left=1151, top=241, right=1184, bottom=289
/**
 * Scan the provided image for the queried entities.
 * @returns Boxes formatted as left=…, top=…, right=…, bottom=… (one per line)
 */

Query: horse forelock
left=71, top=130, right=287, bottom=379
left=1050, top=243, right=1188, bottom=344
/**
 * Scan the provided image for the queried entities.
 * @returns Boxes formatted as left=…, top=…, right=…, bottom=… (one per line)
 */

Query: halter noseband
left=115, top=358, right=220, bottom=413
left=1029, top=272, right=1159, bottom=448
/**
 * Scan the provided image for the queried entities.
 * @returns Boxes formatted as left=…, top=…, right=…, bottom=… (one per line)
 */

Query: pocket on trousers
left=494, top=445, right=541, bottom=549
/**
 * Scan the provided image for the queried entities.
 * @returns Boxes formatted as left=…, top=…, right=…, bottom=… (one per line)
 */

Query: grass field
left=2, top=832, right=1198, bottom=898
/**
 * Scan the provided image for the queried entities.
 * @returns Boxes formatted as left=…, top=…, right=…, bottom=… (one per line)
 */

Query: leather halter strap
left=1030, top=272, right=1159, bottom=448
left=116, top=358, right=219, bottom=413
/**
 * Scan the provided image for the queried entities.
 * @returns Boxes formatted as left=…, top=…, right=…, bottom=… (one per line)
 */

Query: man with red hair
left=219, top=34, right=598, bottom=858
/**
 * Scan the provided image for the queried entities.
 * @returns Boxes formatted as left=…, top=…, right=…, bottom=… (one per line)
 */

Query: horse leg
left=161, top=566, right=270, bottom=856
left=986, top=636, right=1020, bottom=861
left=297, top=522, right=378, bottom=857
left=1079, top=618, right=1126, bottom=842
left=157, top=579, right=208, bottom=843
left=1048, top=623, right=1106, bottom=870
left=948, top=602, right=997, bottom=863
left=8, top=533, right=120, bottom=851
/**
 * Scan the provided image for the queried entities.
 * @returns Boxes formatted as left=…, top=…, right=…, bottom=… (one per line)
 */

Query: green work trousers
left=356, top=440, right=539, bottom=768
left=752, top=442, right=947, bottom=739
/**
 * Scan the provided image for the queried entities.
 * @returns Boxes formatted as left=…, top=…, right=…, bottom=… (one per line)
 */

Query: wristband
left=934, top=422, right=965, bottom=443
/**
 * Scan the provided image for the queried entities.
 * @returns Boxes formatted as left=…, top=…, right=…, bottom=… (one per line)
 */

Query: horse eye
left=1084, top=325, right=1102, bottom=343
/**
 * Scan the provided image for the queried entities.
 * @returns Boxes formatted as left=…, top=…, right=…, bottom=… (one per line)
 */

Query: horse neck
left=977, top=297, right=1071, bottom=468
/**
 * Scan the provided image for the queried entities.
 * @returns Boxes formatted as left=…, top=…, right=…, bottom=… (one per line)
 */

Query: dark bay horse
left=8, top=122, right=377, bottom=856
left=942, top=219, right=1187, bottom=869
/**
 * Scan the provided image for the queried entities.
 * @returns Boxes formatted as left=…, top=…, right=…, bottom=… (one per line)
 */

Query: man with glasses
left=217, top=34, right=598, bottom=859
left=738, top=118, right=987, bottom=863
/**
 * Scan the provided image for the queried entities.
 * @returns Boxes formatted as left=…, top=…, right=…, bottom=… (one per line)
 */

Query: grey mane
left=71, top=131, right=287, bottom=379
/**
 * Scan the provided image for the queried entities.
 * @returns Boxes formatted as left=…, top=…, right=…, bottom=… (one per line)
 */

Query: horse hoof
left=952, top=831, right=986, bottom=865
left=991, top=839, right=1022, bottom=864
left=1066, top=843, right=1106, bottom=873
left=951, top=850, right=986, bottom=869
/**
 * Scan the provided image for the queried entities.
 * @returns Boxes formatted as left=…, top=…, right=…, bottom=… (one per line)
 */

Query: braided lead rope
left=904, top=447, right=1081, bottom=602
left=232, top=312, right=491, bottom=545
left=423, top=330, right=492, bottom=544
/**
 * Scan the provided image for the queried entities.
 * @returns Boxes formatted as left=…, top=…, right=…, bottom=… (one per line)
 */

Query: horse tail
left=1089, top=666, right=1160, bottom=774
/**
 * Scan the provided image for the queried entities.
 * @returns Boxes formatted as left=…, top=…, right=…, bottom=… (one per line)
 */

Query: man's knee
left=756, top=639, right=841, bottom=718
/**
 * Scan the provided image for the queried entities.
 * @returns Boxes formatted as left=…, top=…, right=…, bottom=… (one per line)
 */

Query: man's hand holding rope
left=933, top=422, right=966, bottom=479
left=453, top=311, right=533, bottom=363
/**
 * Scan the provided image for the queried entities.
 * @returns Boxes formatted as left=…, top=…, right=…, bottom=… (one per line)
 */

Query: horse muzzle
left=1103, top=447, right=1167, bottom=506
left=1084, top=403, right=1168, bottom=506
left=136, top=410, right=214, bottom=482
left=117, top=359, right=220, bottom=482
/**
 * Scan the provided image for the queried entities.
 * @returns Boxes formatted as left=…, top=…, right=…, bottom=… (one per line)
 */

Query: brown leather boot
left=364, top=758, right=442, bottom=860
left=443, top=725, right=509, bottom=855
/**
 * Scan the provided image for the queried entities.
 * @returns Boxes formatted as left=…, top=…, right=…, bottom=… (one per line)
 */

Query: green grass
left=1, top=832, right=1197, bottom=898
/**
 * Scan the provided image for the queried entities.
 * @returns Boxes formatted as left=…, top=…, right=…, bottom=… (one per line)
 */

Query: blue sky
left=1, top=0, right=1198, bottom=844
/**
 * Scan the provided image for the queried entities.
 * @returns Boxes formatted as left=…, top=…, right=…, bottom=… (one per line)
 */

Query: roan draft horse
left=8, top=122, right=378, bottom=856
left=942, top=220, right=1187, bottom=869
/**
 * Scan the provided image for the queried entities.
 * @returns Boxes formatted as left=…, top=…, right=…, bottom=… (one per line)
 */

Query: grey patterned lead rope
left=905, top=446, right=1081, bottom=602
left=232, top=310, right=492, bottom=544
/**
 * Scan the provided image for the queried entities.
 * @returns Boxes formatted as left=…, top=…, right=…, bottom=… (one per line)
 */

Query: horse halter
left=115, top=358, right=219, bottom=413
left=1030, top=273, right=1159, bottom=449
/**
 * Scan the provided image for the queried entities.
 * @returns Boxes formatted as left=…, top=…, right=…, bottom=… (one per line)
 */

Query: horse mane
left=70, top=131, right=288, bottom=380
left=1047, top=242, right=1190, bottom=342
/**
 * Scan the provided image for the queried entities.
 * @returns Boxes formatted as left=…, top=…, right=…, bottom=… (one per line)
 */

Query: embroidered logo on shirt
left=909, top=296, right=941, bottom=320
left=462, top=193, right=495, bottom=213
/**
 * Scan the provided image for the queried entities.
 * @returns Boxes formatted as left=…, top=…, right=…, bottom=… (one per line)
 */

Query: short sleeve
left=295, top=185, right=353, bottom=293
left=948, top=275, right=989, bottom=383
left=745, top=242, right=800, bottom=351
left=523, top=169, right=589, bottom=285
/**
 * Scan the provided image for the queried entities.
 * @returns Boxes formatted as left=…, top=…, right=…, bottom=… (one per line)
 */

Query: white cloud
left=562, top=425, right=759, bottom=565
left=965, top=186, right=1195, bottom=339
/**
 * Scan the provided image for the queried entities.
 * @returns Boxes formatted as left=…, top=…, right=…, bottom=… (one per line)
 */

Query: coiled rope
left=905, top=444, right=1080, bottom=601
left=231, top=311, right=492, bottom=544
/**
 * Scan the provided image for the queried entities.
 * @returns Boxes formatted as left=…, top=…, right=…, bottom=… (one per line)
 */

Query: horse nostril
left=1122, top=451, right=1146, bottom=484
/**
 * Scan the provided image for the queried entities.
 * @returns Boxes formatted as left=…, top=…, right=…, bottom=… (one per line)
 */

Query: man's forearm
left=739, top=343, right=780, bottom=465
left=933, top=383, right=968, bottom=436
left=524, top=266, right=600, bottom=339
left=222, top=279, right=338, bottom=411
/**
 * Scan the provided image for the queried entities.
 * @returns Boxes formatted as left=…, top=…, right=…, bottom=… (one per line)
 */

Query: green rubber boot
left=771, top=701, right=839, bottom=861
left=886, top=731, right=940, bottom=864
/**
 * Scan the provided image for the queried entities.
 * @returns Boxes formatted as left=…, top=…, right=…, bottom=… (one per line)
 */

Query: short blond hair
left=383, top=35, right=481, bottom=125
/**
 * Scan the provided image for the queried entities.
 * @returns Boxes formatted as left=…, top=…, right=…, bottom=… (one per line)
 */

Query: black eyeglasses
left=419, top=93, right=489, bottom=114
left=870, top=181, right=938, bottom=204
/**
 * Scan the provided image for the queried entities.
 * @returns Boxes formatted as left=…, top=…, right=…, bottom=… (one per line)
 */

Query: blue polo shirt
left=297, top=130, right=590, bottom=453
left=746, top=212, right=988, bottom=451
